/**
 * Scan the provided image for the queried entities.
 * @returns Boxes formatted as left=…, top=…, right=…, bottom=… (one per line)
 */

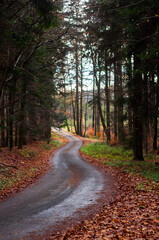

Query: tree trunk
left=92, top=76, right=95, bottom=129
left=75, top=44, right=79, bottom=135
left=64, top=75, right=70, bottom=132
left=0, top=94, right=5, bottom=147
left=132, top=51, right=144, bottom=160
left=143, top=73, right=149, bottom=154
left=84, top=94, right=88, bottom=137
left=71, top=84, right=76, bottom=133
left=96, top=58, right=107, bottom=137
left=15, top=124, right=18, bottom=146
left=117, top=60, right=125, bottom=143
left=127, top=53, right=133, bottom=136
left=18, top=81, right=27, bottom=149
left=153, top=115, right=158, bottom=151
left=153, top=75, right=158, bottom=151
left=104, top=57, right=111, bottom=142
left=96, top=107, right=100, bottom=133
left=8, top=88, right=13, bottom=151
left=94, top=104, right=97, bottom=136
left=114, top=62, right=118, bottom=140
left=79, top=54, right=83, bottom=136
left=92, top=53, right=107, bottom=137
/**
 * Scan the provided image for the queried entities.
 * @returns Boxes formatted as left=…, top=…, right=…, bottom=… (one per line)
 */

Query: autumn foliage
left=49, top=139, right=159, bottom=240
left=0, top=132, right=67, bottom=202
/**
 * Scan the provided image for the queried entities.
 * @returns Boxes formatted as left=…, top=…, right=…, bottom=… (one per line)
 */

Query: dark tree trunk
left=64, top=75, right=70, bottom=132
left=105, top=59, right=110, bottom=142
left=96, top=59, right=107, bottom=137
left=143, top=73, right=149, bottom=154
left=15, top=124, right=18, bottom=146
left=6, top=108, right=9, bottom=147
left=18, top=81, right=27, bottom=149
left=79, top=54, right=83, bottom=136
left=153, top=115, right=158, bottom=151
left=127, top=53, right=133, bottom=135
left=114, top=62, right=118, bottom=140
left=132, top=51, right=144, bottom=160
left=94, top=104, right=97, bottom=136
left=92, top=54, right=107, bottom=137
left=8, top=88, right=13, bottom=151
left=153, top=75, right=158, bottom=151
left=44, top=113, right=51, bottom=144
left=71, top=81, right=76, bottom=133
left=84, top=94, right=88, bottom=137
left=117, top=60, right=125, bottom=143
left=96, top=107, right=100, bottom=133
left=75, top=45, right=79, bottom=135
left=92, top=76, right=95, bottom=129
left=0, top=94, right=5, bottom=147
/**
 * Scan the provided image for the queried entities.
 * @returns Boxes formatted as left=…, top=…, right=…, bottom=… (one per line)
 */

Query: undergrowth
left=81, top=142, right=159, bottom=182
left=0, top=167, right=38, bottom=191
left=42, top=139, right=62, bottom=150
left=0, top=132, right=65, bottom=193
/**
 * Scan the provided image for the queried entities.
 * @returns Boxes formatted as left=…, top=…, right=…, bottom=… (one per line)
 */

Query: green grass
left=81, top=142, right=159, bottom=182
left=19, top=149, right=36, bottom=158
left=81, top=142, right=133, bottom=160
left=42, top=139, right=61, bottom=150
left=51, top=131, right=62, bottom=139
left=0, top=167, right=38, bottom=191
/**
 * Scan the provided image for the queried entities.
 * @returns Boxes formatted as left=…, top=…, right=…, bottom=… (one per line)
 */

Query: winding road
left=0, top=130, right=114, bottom=240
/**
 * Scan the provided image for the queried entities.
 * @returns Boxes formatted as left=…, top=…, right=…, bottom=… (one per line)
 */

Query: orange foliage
left=86, top=127, right=105, bottom=140
left=0, top=135, right=68, bottom=202
left=86, top=127, right=95, bottom=138
left=52, top=142, right=159, bottom=240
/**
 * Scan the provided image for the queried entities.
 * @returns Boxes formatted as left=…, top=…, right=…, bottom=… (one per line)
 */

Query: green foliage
left=42, top=139, right=61, bottom=150
left=19, top=150, right=36, bottom=158
left=0, top=168, right=38, bottom=191
left=106, top=160, right=159, bottom=182
left=81, top=142, right=133, bottom=160
left=50, top=139, right=61, bottom=147
left=0, top=0, right=66, bottom=151
left=81, top=142, right=159, bottom=182
left=33, top=0, right=60, bottom=29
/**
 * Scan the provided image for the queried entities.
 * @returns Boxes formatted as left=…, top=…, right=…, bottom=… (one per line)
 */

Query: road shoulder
left=0, top=131, right=68, bottom=202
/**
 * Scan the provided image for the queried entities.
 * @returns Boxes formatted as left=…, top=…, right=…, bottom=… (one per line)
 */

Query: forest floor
left=50, top=137, right=159, bottom=240
left=0, top=133, right=159, bottom=239
left=0, top=131, right=68, bottom=202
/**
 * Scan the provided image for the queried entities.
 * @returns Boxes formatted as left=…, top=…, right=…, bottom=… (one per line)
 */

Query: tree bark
left=92, top=76, right=95, bottom=129
left=132, top=51, right=144, bottom=160
left=96, top=57, right=107, bottom=137
left=153, top=75, right=158, bottom=151
left=79, top=54, right=83, bottom=136
left=104, top=56, right=111, bottom=142
left=127, top=53, right=133, bottom=136
left=71, top=83, right=76, bottom=133
left=0, top=94, right=5, bottom=147
left=64, top=74, right=70, bottom=132
left=75, top=43, right=79, bottom=135
left=8, top=88, right=14, bottom=151
left=117, top=60, right=125, bottom=143
left=18, top=80, right=27, bottom=149
left=114, top=62, right=118, bottom=140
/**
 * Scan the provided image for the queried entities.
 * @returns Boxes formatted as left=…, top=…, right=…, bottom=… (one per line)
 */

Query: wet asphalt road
left=0, top=130, right=104, bottom=240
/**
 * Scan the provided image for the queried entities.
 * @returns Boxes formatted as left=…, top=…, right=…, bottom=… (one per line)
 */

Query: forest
left=0, top=0, right=158, bottom=160
left=0, top=0, right=159, bottom=239
left=0, top=0, right=159, bottom=160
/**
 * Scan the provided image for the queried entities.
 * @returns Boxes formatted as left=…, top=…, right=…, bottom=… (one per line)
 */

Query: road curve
left=0, top=130, right=108, bottom=239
